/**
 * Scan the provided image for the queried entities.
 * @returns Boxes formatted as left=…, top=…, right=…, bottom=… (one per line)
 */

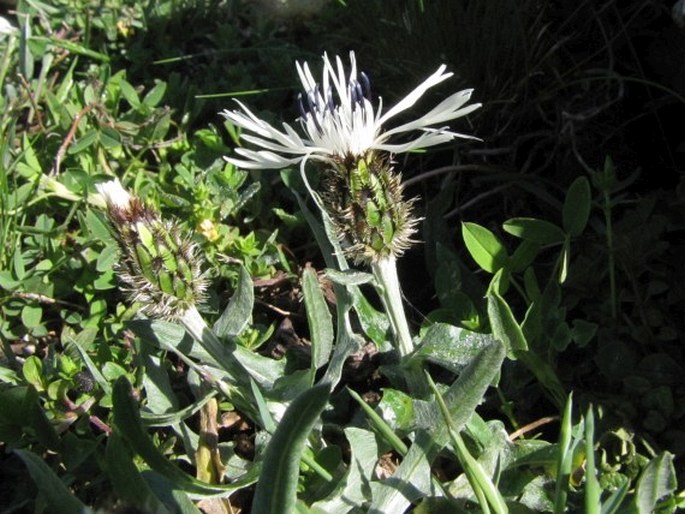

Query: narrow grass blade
left=426, top=372, right=508, bottom=514
left=584, top=406, right=601, bottom=513
left=32, top=36, right=110, bottom=62
left=250, top=377, right=277, bottom=433
left=554, top=394, right=574, bottom=514
left=347, top=387, right=408, bottom=456
left=600, top=476, right=629, bottom=514
left=252, top=384, right=331, bottom=514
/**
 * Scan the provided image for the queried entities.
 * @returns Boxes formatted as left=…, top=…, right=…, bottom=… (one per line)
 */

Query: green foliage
left=0, top=0, right=683, bottom=512
left=14, top=449, right=89, bottom=514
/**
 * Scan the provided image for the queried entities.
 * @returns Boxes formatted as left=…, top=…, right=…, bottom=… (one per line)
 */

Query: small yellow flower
left=116, top=19, right=133, bottom=38
left=198, top=219, right=220, bottom=242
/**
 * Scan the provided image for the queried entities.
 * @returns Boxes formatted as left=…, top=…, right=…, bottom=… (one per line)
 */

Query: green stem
left=300, top=450, right=333, bottom=482
left=371, top=255, right=413, bottom=356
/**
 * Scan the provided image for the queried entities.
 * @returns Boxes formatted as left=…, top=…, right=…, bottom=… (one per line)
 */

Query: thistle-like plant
left=96, top=179, right=208, bottom=320
left=97, top=179, right=253, bottom=403
left=222, top=51, right=480, bottom=355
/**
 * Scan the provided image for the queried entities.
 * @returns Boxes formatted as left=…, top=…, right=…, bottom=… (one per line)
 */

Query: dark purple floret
left=359, top=71, right=371, bottom=100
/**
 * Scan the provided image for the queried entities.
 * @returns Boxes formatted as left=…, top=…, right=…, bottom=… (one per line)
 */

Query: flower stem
left=371, top=256, right=413, bottom=356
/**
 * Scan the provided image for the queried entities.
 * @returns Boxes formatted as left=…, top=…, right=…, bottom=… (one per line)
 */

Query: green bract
left=322, top=157, right=417, bottom=264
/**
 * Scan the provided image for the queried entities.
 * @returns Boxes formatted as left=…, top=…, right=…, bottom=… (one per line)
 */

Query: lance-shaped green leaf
left=369, top=431, right=435, bottom=513
left=634, top=452, right=677, bottom=514
left=503, top=217, right=565, bottom=245
left=65, top=331, right=112, bottom=395
left=14, top=449, right=88, bottom=514
left=325, top=268, right=374, bottom=286
left=105, top=433, right=172, bottom=513
left=213, top=265, right=253, bottom=339
left=294, top=191, right=366, bottom=386
left=0, top=386, right=60, bottom=451
left=141, top=390, right=216, bottom=427
left=487, top=270, right=528, bottom=358
left=252, top=384, right=331, bottom=514
left=412, top=323, right=497, bottom=375
left=143, top=472, right=204, bottom=514
left=370, top=341, right=505, bottom=512
left=312, top=427, right=379, bottom=513
left=426, top=341, right=506, bottom=448
left=303, top=267, right=334, bottom=370
left=426, top=372, right=508, bottom=514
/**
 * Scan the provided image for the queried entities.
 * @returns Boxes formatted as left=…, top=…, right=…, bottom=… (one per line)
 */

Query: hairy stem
left=371, top=255, right=413, bottom=356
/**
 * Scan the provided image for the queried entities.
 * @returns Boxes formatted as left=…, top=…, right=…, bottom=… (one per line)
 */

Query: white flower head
left=221, top=51, right=481, bottom=170
left=0, top=16, right=18, bottom=38
left=96, top=178, right=133, bottom=211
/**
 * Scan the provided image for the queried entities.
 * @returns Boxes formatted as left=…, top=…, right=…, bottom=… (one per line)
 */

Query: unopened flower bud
left=96, top=179, right=207, bottom=319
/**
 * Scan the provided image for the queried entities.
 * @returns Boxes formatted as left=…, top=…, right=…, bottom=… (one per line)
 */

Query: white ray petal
left=378, top=65, right=453, bottom=124
left=225, top=151, right=300, bottom=169
left=383, top=90, right=478, bottom=137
